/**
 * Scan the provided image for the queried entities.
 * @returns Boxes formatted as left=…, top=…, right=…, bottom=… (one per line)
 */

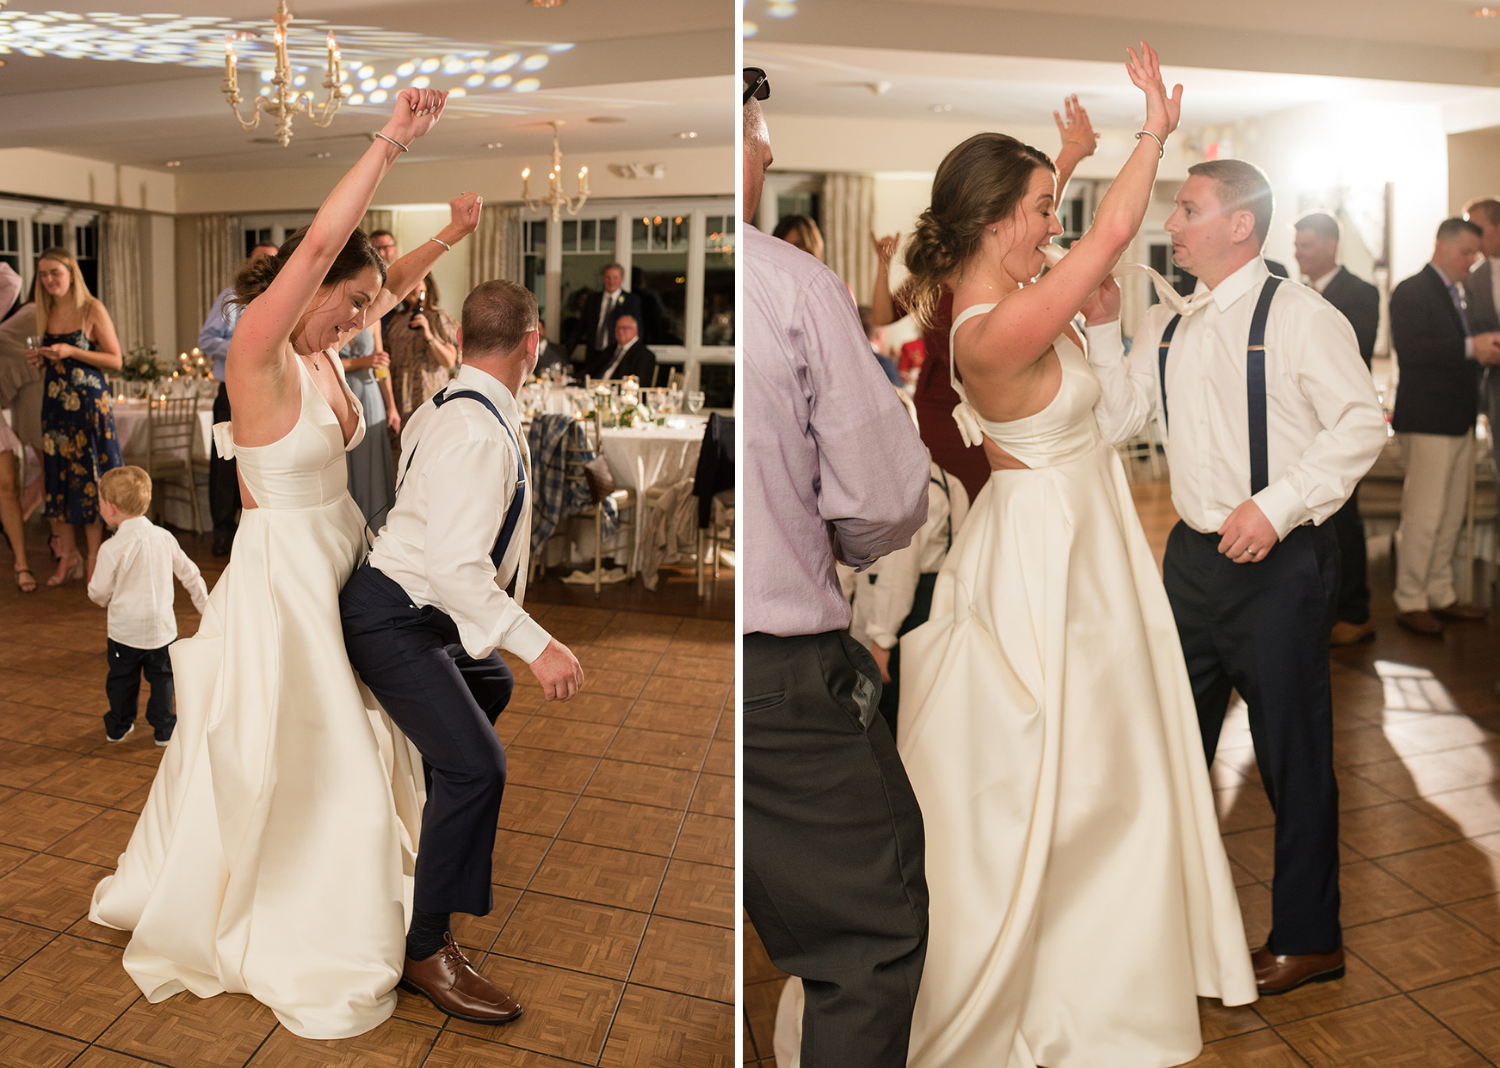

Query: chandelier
left=521, top=122, right=590, bottom=222
left=221, top=0, right=345, bottom=148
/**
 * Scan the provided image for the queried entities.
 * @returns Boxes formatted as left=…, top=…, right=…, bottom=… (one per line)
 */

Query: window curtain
left=466, top=204, right=523, bottom=289
left=100, top=210, right=150, bottom=355
left=361, top=209, right=394, bottom=239
left=822, top=173, right=877, bottom=306
left=194, top=213, right=241, bottom=331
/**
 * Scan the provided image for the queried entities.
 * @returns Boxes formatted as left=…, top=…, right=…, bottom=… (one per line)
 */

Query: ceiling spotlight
left=485, top=142, right=503, bottom=149
left=1475, top=6, right=1500, bottom=15
left=675, top=131, right=698, bottom=139
left=530, top=0, right=564, bottom=6
left=313, top=151, right=332, bottom=159
left=932, top=103, right=952, bottom=112
left=165, top=160, right=182, bottom=167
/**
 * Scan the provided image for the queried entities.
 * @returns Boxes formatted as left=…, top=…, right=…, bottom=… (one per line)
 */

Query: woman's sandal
left=13, top=566, right=36, bottom=593
left=46, top=552, right=82, bottom=587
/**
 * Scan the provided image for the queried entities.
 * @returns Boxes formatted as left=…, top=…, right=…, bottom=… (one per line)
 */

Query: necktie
left=1114, top=262, right=1218, bottom=317
left=596, top=292, right=614, bottom=350
left=1447, top=282, right=1471, bottom=338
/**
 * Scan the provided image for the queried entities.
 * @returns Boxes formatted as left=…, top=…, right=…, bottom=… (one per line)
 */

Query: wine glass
left=687, top=391, right=705, bottom=414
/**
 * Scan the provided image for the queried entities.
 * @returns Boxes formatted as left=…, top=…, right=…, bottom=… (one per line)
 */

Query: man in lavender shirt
left=742, top=68, right=932, bottom=1068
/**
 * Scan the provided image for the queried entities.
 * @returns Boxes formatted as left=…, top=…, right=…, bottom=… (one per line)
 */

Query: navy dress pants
left=339, top=562, right=514, bottom=917
left=104, top=639, right=175, bottom=739
left=1163, top=521, right=1342, bottom=956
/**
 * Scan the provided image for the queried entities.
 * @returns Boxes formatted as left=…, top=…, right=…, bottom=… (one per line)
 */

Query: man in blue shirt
left=199, top=242, right=276, bottom=555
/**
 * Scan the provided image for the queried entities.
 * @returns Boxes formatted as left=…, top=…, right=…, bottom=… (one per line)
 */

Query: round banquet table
left=110, top=397, right=215, bottom=531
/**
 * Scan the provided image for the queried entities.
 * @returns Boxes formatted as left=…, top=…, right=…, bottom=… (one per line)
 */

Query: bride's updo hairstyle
left=900, top=133, right=1055, bottom=330
left=231, top=226, right=385, bottom=309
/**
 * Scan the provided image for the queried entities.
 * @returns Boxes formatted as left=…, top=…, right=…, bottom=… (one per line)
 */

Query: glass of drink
left=687, top=391, right=705, bottom=414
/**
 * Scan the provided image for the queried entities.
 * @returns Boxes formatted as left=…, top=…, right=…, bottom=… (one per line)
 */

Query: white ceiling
left=743, top=0, right=1500, bottom=139
left=0, top=0, right=735, bottom=172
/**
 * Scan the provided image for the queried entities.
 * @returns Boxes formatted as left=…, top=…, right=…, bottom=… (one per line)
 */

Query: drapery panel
left=822, top=173, right=876, bottom=307
left=100, top=210, right=150, bottom=354
left=466, top=204, right=523, bottom=289
left=194, top=213, right=241, bottom=332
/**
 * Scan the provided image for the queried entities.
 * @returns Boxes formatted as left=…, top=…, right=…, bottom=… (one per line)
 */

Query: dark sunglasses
left=743, top=67, right=769, bottom=106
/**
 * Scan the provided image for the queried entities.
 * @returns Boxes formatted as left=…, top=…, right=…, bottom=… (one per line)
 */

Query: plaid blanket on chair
left=527, top=413, right=619, bottom=556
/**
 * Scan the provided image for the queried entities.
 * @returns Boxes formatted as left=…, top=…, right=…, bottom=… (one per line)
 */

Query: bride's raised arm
left=969, top=43, right=1181, bottom=370
left=227, top=89, right=447, bottom=426
left=371, top=192, right=483, bottom=319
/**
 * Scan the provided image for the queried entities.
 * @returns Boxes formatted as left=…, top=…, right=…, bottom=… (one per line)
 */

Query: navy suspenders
left=1157, top=274, right=1283, bottom=496
left=397, top=388, right=528, bottom=568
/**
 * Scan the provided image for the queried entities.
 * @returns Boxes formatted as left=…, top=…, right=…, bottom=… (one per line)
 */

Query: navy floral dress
left=42, top=329, right=122, bottom=524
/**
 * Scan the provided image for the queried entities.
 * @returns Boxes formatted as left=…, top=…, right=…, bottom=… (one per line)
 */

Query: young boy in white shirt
left=89, top=466, right=210, bottom=745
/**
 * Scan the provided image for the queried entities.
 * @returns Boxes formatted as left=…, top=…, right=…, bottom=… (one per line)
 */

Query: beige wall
left=174, top=145, right=733, bottom=215
left=1449, top=127, right=1500, bottom=218
left=0, top=148, right=174, bottom=213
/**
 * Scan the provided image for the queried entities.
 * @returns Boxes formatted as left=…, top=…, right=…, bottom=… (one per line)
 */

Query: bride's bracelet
left=427, top=236, right=452, bottom=251
left=1135, top=129, right=1165, bottom=159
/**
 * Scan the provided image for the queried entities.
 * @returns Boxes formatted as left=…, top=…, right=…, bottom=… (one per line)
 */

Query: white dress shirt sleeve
left=1084, top=320, right=1157, bottom=446
left=87, top=538, right=119, bottom=609
left=171, top=538, right=210, bottom=614
left=1252, top=304, right=1387, bottom=538
left=420, top=434, right=551, bottom=663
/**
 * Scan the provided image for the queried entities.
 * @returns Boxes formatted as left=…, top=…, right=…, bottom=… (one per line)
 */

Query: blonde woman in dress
left=894, top=44, right=1256, bottom=1067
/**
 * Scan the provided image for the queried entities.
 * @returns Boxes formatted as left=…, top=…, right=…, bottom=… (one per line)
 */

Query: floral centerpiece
left=121, top=344, right=163, bottom=383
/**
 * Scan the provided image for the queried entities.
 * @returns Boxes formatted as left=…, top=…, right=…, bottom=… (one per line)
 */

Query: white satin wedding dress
left=90, top=355, right=426, bottom=1040
left=896, top=307, right=1256, bottom=1067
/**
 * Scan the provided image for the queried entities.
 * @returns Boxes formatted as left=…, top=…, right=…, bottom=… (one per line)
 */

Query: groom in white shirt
left=340, top=279, right=584, bottom=1024
left=1126, top=160, right=1386, bottom=995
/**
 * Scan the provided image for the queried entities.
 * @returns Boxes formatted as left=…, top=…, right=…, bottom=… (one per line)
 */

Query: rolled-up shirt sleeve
left=1085, top=320, right=1157, bottom=445
left=419, top=434, right=551, bottom=663
left=797, top=272, right=928, bottom=569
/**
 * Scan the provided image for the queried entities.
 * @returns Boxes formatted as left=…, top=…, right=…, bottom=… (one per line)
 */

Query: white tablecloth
left=112, top=400, right=215, bottom=461
left=598, top=417, right=707, bottom=493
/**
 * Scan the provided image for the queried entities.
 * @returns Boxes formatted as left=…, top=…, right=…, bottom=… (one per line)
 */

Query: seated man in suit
left=533, top=320, right=569, bottom=379
left=591, top=314, right=656, bottom=384
left=1388, top=217, right=1500, bottom=635
left=572, top=263, right=643, bottom=369
left=1293, top=212, right=1380, bottom=646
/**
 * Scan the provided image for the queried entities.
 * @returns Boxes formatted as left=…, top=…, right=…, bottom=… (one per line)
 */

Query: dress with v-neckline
left=90, top=340, right=425, bottom=1040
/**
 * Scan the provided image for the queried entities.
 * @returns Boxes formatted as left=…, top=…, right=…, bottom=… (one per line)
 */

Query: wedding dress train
left=90, top=356, right=425, bottom=1039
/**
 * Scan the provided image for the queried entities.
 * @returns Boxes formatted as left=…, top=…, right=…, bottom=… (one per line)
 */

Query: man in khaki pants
left=1388, top=217, right=1500, bottom=635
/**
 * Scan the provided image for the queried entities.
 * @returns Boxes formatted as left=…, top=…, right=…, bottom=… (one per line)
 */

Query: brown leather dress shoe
left=1433, top=601, right=1488, bottom=622
left=1252, top=944, right=1345, bottom=995
left=1329, top=620, right=1376, bottom=647
left=1396, top=610, right=1444, bottom=637
left=400, top=935, right=524, bottom=1024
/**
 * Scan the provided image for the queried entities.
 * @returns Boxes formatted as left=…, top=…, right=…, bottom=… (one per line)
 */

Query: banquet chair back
left=692, top=413, right=735, bottom=599
left=123, top=395, right=202, bottom=532
left=561, top=418, right=638, bottom=597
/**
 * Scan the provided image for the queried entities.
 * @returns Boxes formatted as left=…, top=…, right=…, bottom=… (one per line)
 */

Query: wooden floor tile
left=580, top=668, right=653, bottom=703
left=1236, top=882, right=1273, bottom=945
left=741, top=979, right=784, bottom=1066
left=504, top=747, right=601, bottom=795
left=0, top=933, right=139, bottom=1041
left=491, top=830, right=554, bottom=890
left=1377, top=842, right=1500, bottom=905
left=544, top=691, right=637, bottom=728
left=596, top=630, right=675, bottom=655
left=585, top=760, right=698, bottom=810
left=1333, top=725, right=1423, bottom=769
left=0, top=790, right=104, bottom=851
left=1386, top=716, right=1499, bottom=755
left=741, top=923, right=782, bottom=987
left=1276, top=994, right=1488, bottom=1066
left=246, top=1017, right=439, bottom=1067
left=69, top=1049, right=166, bottom=1068
left=1338, top=771, right=1399, bottom=813
left=493, top=891, right=647, bottom=980
left=48, top=808, right=141, bottom=869
left=1182, top=1028, right=1311, bottom=1067
left=450, top=885, right=522, bottom=955
left=1339, top=860, right=1433, bottom=927
left=1447, top=894, right=1500, bottom=944
left=1196, top=997, right=1266, bottom=1042
left=422, top=1030, right=586, bottom=1068
left=654, top=860, right=733, bottom=928
left=662, top=637, right=734, bottom=662
left=29, top=755, right=158, bottom=810
left=1339, top=801, right=1463, bottom=858
left=598, top=985, right=733, bottom=1068
left=0, top=852, right=110, bottom=930
left=0, top=1016, right=86, bottom=1067
left=1344, top=908, right=1500, bottom=990
left=651, top=656, right=734, bottom=684
left=514, top=715, right=620, bottom=760
left=0, top=742, right=81, bottom=790
left=1217, top=785, right=1276, bottom=834
left=65, top=916, right=131, bottom=950
left=1413, top=785, right=1500, bottom=839
left=0, top=915, right=56, bottom=980
left=559, top=797, right=684, bottom=857
left=1411, top=967, right=1500, bottom=1062
left=688, top=774, right=733, bottom=818
left=672, top=813, right=733, bottom=868
left=1251, top=950, right=1399, bottom=1026
left=702, top=738, right=733, bottom=777
left=97, top=990, right=277, bottom=1068
left=496, top=785, right=579, bottom=839
left=605, top=728, right=711, bottom=771
left=579, top=643, right=663, bottom=676
left=638, top=677, right=729, bottom=711
left=528, top=840, right=668, bottom=912
left=449, top=955, right=620, bottom=1062
left=630, top=916, right=733, bottom=1002
left=609, top=611, right=684, bottom=636
left=624, top=699, right=720, bottom=738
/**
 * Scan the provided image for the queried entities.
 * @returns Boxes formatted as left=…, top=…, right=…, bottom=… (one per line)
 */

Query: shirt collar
left=616, top=337, right=637, bottom=355
left=117, top=514, right=152, bottom=537
left=1199, top=256, right=1270, bottom=312
left=1309, top=266, right=1339, bottom=293
left=1430, top=262, right=1457, bottom=289
left=452, top=363, right=521, bottom=425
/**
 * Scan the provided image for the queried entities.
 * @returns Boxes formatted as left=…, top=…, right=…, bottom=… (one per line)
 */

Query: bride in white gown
left=893, top=45, right=1256, bottom=1067
left=89, top=89, right=477, bottom=1039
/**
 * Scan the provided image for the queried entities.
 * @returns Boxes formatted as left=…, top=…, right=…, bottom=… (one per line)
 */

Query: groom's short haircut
left=461, top=279, right=538, bottom=356
left=1188, top=158, right=1274, bottom=247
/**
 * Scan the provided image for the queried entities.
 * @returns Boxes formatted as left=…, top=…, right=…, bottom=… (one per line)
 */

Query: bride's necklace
left=291, top=332, right=321, bottom=371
